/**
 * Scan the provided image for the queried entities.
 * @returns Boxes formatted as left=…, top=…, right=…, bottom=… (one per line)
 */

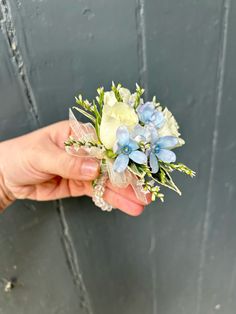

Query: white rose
left=158, top=107, right=185, bottom=147
left=119, top=87, right=131, bottom=104
left=104, top=91, right=117, bottom=107
left=100, top=102, right=138, bottom=149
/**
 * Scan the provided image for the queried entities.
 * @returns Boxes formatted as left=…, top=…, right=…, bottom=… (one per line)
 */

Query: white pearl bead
left=92, top=173, right=113, bottom=212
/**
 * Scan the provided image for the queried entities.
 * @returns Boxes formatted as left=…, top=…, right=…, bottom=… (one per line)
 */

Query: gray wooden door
left=1, top=0, right=236, bottom=313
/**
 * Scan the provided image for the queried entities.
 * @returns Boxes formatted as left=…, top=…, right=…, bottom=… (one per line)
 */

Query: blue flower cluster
left=113, top=101, right=178, bottom=173
left=113, top=126, right=147, bottom=173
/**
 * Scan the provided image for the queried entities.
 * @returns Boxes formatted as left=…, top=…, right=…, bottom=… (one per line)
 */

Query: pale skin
left=0, top=121, right=150, bottom=215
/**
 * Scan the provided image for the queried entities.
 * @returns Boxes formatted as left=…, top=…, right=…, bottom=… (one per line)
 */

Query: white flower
left=104, top=91, right=117, bottom=107
left=100, top=102, right=138, bottom=149
left=128, top=92, right=137, bottom=107
left=119, top=87, right=131, bottom=104
left=158, top=107, right=185, bottom=147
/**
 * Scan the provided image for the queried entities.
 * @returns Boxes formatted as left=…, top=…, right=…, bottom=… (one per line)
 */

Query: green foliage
left=134, top=83, right=145, bottom=109
left=154, top=166, right=182, bottom=195
left=64, top=136, right=103, bottom=150
left=96, top=86, right=105, bottom=113
left=141, top=179, right=164, bottom=202
left=106, top=149, right=117, bottom=159
left=111, top=81, right=123, bottom=102
left=160, top=161, right=196, bottom=177
left=128, top=163, right=146, bottom=179
left=66, top=83, right=195, bottom=203
left=127, top=158, right=195, bottom=201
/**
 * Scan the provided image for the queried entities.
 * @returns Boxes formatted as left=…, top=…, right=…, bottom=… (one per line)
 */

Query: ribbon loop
left=66, top=109, right=149, bottom=205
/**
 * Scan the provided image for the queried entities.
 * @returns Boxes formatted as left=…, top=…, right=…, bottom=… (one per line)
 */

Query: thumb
left=33, top=143, right=100, bottom=180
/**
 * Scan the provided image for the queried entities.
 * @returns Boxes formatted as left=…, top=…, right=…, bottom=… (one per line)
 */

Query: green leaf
left=106, top=150, right=117, bottom=159
left=72, top=106, right=96, bottom=123
left=128, top=163, right=146, bottom=178
left=152, top=167, right=182, bottom=195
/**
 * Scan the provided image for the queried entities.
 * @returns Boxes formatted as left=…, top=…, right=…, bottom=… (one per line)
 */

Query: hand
left=0, top=121, right=149, bottom=216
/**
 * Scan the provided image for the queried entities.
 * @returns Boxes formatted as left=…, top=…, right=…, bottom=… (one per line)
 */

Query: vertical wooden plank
left=2, top=0, right=236, bottom=313
left=0, top=20, right=36, bottom=138
left=52, top=1, right=154, bottom=313
left=0, top=1, right=39, bottom=139
left=58, top=198, right=153, bottom=314
left=144, top=1, right=223, bottom=313
left=0, top=2, right=85, bottom=313
left=0, top=201, right=85, bottom=314
left=8, top=0, right=140, bottom=125
left=6, top=0, right=155, bottom=313
left=196, top=1, right=236, bottom=313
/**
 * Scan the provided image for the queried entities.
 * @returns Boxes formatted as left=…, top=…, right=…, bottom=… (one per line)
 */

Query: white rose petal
left=158, top=107, right=185, bottom=147
left=100, top=102, right=138, bottom=149
left=104, top=91, right=117, bottom=107
left=119, top=87, right=131, bottom=104
left=128, top=93, right=137, bottom=107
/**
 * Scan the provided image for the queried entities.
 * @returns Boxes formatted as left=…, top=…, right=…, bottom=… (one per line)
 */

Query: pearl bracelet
left=92, top=173, right=113, bottom=212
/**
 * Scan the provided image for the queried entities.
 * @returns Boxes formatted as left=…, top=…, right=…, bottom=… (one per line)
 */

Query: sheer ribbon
left=66, top=109, right=149, bottom=204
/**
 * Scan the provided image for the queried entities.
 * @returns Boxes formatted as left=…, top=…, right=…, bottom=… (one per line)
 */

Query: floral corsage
left=65, top=82, right=195, bottom=211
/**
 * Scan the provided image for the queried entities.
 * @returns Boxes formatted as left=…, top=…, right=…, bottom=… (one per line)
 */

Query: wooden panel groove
left=56, top=200, right=94, bottom=314
left=135, top=0, right=148, bottom=97
left=0, top=0, right=40, bottom=128
left=196, top=1, right=232, bottom=313
left=1, top=0, right=236, bottom=313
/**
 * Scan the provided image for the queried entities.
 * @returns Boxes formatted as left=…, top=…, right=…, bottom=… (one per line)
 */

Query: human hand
left=0, top=121, right=149, bottom=215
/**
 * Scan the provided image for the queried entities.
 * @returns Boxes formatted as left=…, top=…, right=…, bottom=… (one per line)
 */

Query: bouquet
left=65, top=82, right=195, bottom=211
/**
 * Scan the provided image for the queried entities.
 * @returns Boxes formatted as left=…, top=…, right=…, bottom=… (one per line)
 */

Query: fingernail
left=81, top=159, right=99, bottom=177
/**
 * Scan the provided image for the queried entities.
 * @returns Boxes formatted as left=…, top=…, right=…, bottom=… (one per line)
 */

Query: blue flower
left=137, top=102, right=164, bottom=128
left=149, top=135, right=178, bottom=173
left=113, top=126, right=147, bottom=173
left=131, top=124, right=151, bottom=143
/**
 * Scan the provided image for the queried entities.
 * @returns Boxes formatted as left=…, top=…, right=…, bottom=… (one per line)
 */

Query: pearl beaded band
left=92, top=173, right=113, bottom=212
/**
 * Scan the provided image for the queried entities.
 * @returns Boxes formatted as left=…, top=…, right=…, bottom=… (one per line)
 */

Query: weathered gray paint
left=0, top=0, right=236, bottom=313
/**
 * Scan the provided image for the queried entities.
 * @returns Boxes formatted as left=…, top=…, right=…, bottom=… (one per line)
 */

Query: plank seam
left=56, top=200, right=94, bottom=314
left=0, top=0, right=40, bottom=127
left=135, top=0, right=148, bottom=98
left=136, top=2, right=158, bottom=312
left=196, top=1, right=231, bottom=313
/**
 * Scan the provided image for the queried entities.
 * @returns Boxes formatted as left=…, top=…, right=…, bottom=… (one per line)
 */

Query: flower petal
left=132, top=125, right=151, bottom=142
left=150, top=152, right=159, bottom=173
left=113, top=154, right=129, bottom=173
left=128, top=139, right=139, bottom=151
left=157, top=149, right=176, bottom=163
left=137, top=102, right=155, bottom=124
left=116, top=126, right=130, bottom=146
left=149, top=126, right=159, bottom=143
left=113, top=141, right=120, bottom=153
left=157, top=136, right=179, bottom=149
left=129, top=150, right=147, bottom=164
left=154, top=110, right=165, bottom=128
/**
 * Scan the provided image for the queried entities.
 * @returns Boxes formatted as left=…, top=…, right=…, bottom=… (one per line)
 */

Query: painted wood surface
left=0, top=0, right=235, bottom=313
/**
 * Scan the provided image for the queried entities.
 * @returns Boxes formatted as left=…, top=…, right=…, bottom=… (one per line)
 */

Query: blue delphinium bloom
left=113, top=126, right=147, bottom=173
left=149, top=135, right=178, bottom=173
left=137, top=102, right=164, bottom=128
